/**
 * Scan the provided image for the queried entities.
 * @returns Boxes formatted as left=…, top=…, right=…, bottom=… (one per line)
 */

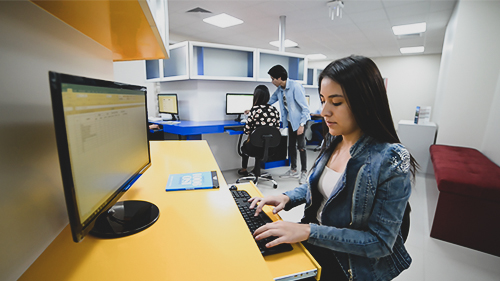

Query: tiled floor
left=222, top=147, right=500, bottom=281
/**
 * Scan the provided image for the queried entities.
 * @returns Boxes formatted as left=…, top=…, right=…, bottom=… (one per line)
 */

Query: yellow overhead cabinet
left=31, top=0, right=169, bottom=61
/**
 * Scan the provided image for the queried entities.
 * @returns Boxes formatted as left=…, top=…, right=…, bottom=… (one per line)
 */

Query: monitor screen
left=158, top=93, right=178, bottom=114
left=49, top=72, right=157, bottom=242
left=226, top=93, right=253, bottom=115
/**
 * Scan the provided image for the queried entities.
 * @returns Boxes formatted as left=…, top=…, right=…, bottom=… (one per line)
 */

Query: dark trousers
left=287, top=123, right=307, bottom=172
left=302, top=242, right=348, bottom=281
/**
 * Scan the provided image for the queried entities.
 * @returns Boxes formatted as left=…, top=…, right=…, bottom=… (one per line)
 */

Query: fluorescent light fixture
left=269, top=39, right=298, bottom=48
left=203, top=13, right=243, bottom=28
left=400, top=46, right=425, bottom=54
left=392, top=22, right=426, bottom=35
left=307, top=54, right=327, bottom=60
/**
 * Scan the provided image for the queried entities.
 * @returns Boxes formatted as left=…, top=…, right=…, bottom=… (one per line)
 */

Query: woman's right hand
left=248, top=194, right=290, bottom=216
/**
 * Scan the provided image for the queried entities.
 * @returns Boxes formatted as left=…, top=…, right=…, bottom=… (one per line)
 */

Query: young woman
left=249, top=56, right=417, bottom=281
left=238, top=85, right=280, bottom=176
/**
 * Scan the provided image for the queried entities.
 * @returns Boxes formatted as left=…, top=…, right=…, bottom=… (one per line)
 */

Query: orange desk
left=20, top=141, right=319, bottom=280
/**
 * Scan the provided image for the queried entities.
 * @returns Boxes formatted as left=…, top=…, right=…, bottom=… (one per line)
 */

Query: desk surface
left=20, top=141, right=318, bottom=281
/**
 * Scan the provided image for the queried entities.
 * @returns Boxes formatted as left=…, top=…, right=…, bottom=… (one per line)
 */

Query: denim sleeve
left=307, top=144, right=412, bottom=258
left=293, top=84, right=311, bottom=125
left=268, top=90, right=279, bottom=105
left=283, top=183, right=308, bottom=211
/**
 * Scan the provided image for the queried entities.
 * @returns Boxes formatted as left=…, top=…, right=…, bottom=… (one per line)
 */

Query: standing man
left=268, top=65, right=310, bottom=184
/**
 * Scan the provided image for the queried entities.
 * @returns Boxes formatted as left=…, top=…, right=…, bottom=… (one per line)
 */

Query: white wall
left=373, top=55, right=441, bottom=129
left=309, top=55, right=442, bottom=130
left=433, top=0, right=500, bottom=156
left=482, top=72, right=500, bottom=165
left=0, top=2, right=114, bottom=281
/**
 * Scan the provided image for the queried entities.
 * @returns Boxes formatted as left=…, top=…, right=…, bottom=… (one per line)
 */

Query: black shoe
left=238, top=169, right=249, bottom=176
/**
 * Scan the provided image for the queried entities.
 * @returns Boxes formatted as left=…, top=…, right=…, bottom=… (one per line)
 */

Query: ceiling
left=167, top=0, right=457, bottom=61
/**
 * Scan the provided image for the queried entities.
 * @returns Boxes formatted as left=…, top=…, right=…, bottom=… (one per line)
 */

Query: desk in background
left=150, top=119, right=289, bottom=169
left=150, top=119, right=244, bottom=140
left=19, top=141, right=319, bottom=281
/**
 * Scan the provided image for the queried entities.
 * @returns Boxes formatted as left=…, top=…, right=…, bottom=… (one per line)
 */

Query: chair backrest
left=249, top=126, right=281, bottom=147
left=249, top=126, right=281, bottom=162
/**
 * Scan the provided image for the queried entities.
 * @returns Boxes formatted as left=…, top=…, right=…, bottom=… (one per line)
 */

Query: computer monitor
left=158, top=93, right=179, bottom=121
left=226, top=93, right=253, bottom=121
left=49, top=72, right=159, bottom=243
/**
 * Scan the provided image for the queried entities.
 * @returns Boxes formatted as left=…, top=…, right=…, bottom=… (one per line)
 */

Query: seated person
left=147, top=123, right=163, bottom=141
left=238, top=85, right=280, bottom=176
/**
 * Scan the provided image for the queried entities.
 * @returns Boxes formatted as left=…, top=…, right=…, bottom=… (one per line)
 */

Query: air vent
left=186, top=7, right=212, bottom=13
left=397, top=33, right=423, bottom=39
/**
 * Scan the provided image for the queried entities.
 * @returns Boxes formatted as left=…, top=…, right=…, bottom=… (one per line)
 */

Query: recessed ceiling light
left=400, top=46, right=425, bottom=54
left=392, top=22, right=426, bottom=35
left=269, top=39, right=298, bottom=48
left=307, top=54, right=327, bottom=60
left=203, top=13, right=243, bottom=28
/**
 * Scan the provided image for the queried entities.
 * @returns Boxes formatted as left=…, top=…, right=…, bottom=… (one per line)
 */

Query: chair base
left=236, top=172, right=278, bottom=189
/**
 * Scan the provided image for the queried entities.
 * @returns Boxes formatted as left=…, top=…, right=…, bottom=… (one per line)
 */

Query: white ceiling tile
left=166, top=0, right=456, bottom=59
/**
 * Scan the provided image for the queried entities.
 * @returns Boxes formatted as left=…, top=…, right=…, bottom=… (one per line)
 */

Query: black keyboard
left=230, top=189, right=293, bottom=256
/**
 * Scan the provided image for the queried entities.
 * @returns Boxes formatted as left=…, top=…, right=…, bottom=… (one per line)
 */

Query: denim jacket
left=284, top=134, right=412, bottom=281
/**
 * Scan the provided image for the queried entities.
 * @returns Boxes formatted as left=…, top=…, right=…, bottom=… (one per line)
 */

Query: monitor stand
left=234, top=114, right=242, bottom=122
left=90, top=200, right=159, bottom=239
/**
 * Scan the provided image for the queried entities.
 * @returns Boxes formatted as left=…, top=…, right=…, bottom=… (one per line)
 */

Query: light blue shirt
left=268, top=79, right=310, bottom=131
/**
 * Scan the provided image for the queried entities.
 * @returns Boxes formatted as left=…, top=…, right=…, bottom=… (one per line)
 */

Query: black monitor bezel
left=49, top=71, right=151, bottom=242
left=157, top=93, right=179, bottom=115
left=225, top=93, right=253, bottom=115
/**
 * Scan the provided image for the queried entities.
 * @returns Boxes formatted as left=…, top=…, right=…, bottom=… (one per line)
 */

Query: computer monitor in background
left=158, top=93, right=179, bottom=121
left=226, top=93, right=253, bottom=121
left=49, top=72, right=158, bottom=243
left=305, top=95, right=310, bottom=106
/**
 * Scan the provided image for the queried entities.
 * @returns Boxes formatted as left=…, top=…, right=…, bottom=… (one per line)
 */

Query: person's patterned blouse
left=244, top=104, right=280, bottom=135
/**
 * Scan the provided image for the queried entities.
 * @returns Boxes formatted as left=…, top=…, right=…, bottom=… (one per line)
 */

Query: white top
left=317, top=166, right=342, bottom=224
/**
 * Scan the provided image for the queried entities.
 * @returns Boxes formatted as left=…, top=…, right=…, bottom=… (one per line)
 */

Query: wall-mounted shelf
left=257, top=49, right=307, bottom=84
left=31, top=0, right=169, bottom=61
left=304, top=68, right=323, bottom=88
left=189, top=41, right=256, bottom=81
left=146, top=42, right=189, bottom=81
left=145, top=41, right=308, bottom=83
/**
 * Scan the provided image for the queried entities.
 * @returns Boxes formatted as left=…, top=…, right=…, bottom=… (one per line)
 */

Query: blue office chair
left=236, top=126, right=281, bottom=189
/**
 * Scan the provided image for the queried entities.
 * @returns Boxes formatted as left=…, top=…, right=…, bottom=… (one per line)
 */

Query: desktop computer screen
left=226, top=93, right=253, bottom=121
left=158, top=93, right=179, bottom=120
left=49, top=72, right=158, bottom=243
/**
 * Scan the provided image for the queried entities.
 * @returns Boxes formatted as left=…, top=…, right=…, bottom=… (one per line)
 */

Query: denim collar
left=349, top=134, right=375, bottom=158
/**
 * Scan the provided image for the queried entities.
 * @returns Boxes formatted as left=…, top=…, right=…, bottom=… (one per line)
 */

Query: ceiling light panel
left=269, top=39, right=298, bottom=48
left=203, top=13, right=243, bottom=28
left=400, top=46, right=425, bottom=54
left=307, top=54, right=327, bottom=60
left=392, top=22, right=427, bottom=35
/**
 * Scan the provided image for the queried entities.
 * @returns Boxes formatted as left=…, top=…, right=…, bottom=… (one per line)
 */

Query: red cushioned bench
left=429, top=144, right=500, bottom=256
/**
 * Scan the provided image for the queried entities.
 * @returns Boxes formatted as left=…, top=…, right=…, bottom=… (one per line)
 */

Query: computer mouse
left=229, top=185, right=237, bottom=191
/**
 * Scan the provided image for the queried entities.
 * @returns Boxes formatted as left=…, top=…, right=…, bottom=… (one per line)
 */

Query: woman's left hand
left=253, top=221, right=310, bottom=248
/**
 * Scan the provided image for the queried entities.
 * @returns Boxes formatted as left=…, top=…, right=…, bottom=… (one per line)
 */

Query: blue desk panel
left=151, top=120, right=245, bottom=139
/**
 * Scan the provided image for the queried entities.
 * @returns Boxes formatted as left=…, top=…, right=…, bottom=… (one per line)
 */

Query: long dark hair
left=318, top=55, right=418, bottom=178
left=253, top=85, right=270, bottom=106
